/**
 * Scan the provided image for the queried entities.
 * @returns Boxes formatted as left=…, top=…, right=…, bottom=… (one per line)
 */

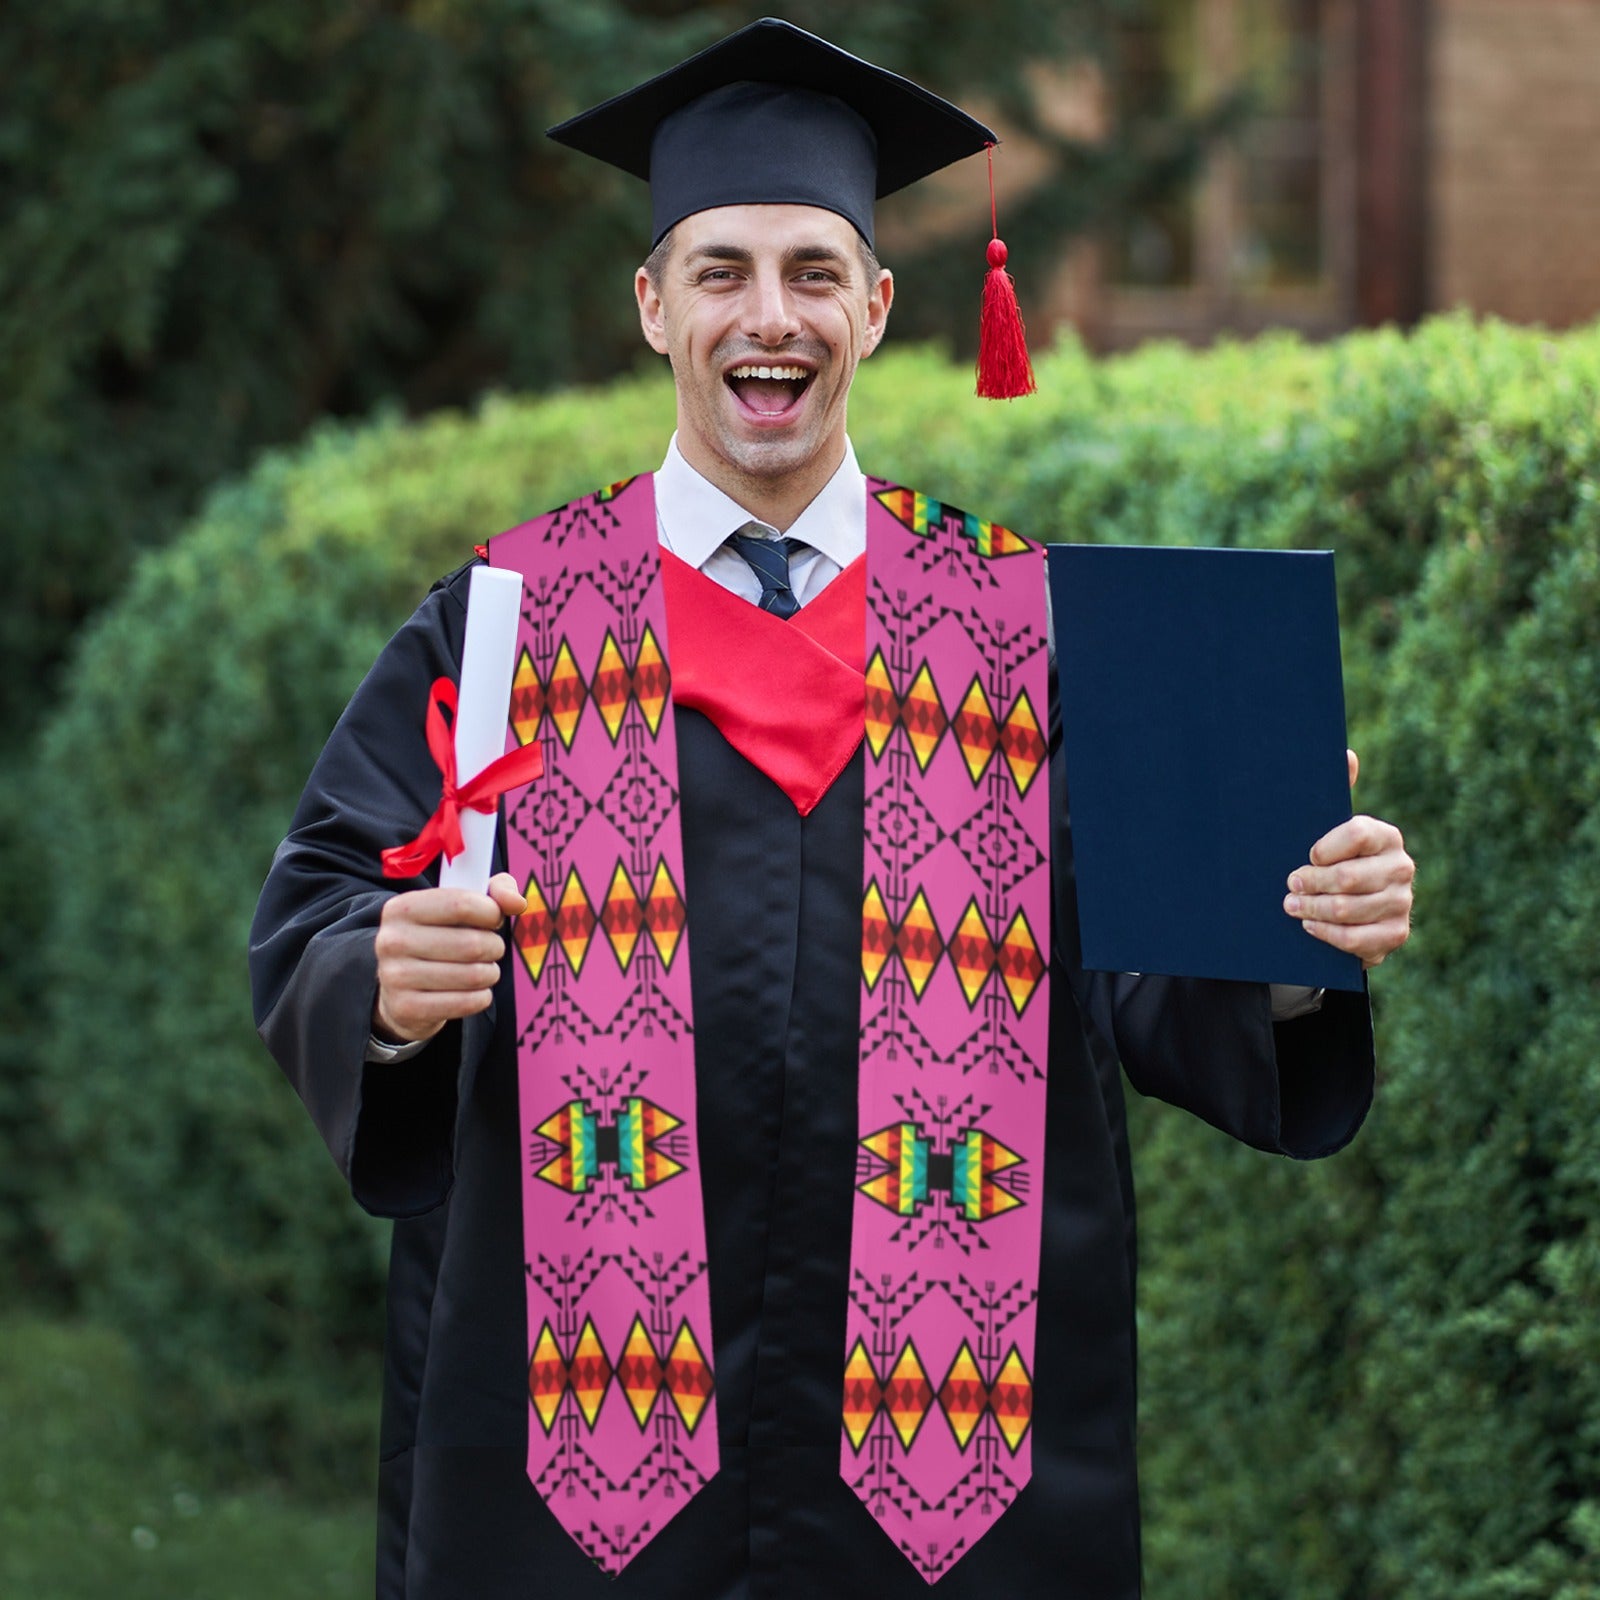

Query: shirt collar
left=655, top=434, right=866, bottom=570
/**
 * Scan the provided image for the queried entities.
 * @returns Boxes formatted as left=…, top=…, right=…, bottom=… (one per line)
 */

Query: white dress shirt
left=654, top=433, right=864, bottom=602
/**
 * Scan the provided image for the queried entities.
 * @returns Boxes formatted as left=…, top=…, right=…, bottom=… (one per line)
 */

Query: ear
left=636, top=266, right=670, bottom=356
left=861, top=268, right=894, bottom=358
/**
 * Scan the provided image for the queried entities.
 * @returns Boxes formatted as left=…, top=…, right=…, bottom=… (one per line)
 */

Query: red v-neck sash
left=662, top=548, right=865, bottom=815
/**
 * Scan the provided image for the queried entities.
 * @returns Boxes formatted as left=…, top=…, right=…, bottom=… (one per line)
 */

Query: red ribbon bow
left=381, top=677, right=544, bottom=879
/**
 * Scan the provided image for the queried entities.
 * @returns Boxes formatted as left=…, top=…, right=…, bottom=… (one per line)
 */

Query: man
left=250, top=19, right=1413, bottom=1599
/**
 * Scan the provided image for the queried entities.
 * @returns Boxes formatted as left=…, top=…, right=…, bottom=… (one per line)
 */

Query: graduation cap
left=548, top=17, right=1036, bottom=397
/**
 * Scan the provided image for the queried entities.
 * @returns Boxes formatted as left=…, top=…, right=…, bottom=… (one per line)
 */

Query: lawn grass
left=0, top=1314, right=371, bottom=1598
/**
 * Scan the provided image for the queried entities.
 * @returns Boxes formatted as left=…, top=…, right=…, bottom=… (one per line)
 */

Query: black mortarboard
left=546, top=17, right=998, bottom=249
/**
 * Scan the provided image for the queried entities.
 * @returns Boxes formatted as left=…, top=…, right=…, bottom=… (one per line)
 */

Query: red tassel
left=976, top=146, right=1036, bottom=400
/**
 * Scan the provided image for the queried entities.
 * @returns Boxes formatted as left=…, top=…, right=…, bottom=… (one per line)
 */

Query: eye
left=697, top=267, right=743, bottom=284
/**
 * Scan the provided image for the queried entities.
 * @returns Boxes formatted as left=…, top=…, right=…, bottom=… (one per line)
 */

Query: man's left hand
left=1284, top=750, right=1415, bottom=968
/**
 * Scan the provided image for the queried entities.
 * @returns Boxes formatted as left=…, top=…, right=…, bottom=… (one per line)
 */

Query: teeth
left=727, top=365, right=809, bottom=381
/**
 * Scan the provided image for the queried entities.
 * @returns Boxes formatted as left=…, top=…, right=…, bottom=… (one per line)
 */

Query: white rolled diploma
left=438, top=564, right=527, bottom=893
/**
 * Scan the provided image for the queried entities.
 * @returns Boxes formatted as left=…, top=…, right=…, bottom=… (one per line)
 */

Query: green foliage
left=33, top=317, right=1600, bottom=1600
left=0, top=1315, right=368, bottom=1598
left=34, top=374, right=673, bottom=1482
left=0, top=4, right=1221, bottom=1281
left=0, top=0, right=1171, bottom=746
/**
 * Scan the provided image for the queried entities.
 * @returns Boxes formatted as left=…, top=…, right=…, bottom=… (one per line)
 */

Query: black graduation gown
left=250, top=560, right=1374, bottom=1600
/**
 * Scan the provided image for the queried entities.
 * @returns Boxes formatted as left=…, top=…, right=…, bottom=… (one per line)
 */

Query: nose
left=745, top=267, right=801, bottom=347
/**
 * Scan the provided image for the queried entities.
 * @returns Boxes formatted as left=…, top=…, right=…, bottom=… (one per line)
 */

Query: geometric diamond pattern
left=618, top=1315, right=665, bottom=1428
left=990, top=1346, right=1034, bottom=1454
left=663, top=1321, right=714, bottom=1435
left=883, top=1342, right=934, bottom=1450
left=842, top=1338, right=1034, bottom=1456
left=593, top=630, right=632, bottom=743
left=547, top=638, right=588, bottom=751
left=860, top=883, right=1047, bottom=1013
left=859, top=883, right=946, bottom=997
left=528, top=1320, right=568, bottom=1435
left=861, top=881, right=893, bottom=993
left=948, top=898, right=998, bottom=1008
left=595, top=756, right=678, bottom=853
left=1000, top=688, right=1046, bottom=796
left=644, top=860, right=687, bottom=970
left=901, top=663, right=948, bottom=773
left=510, top=646, right=545, bottom=747
left=952, top=806, right=1045, bottom=902
left=555, top=867, right=597, bottom=977
left=952, top=676, right=1000, bottom=784
left=569, top=1315, right=612, bottom=1428
left=590, top=1315, right=712, bottom=1435
left=936, top=1341, right=986, bottom=1450
left=531, top=1312, right=624, bottom=1440
left=997, top=908, right=1046, bottom=1017
left=513, top=875, right=554, bottom=985
left=842, top=1337, right=884, bottom=1452
left=873, top=485, right=1032, bottom=560
left=507, top=758, right=593, bottom=860
left=864, top=773, right=945, bottom=873
left=893, top=889, right=944, bottom=999
left=600, top=861, right=644, bottom=971
left=585, top=624, right=672, bottom=745
left=861, top=643, right=1042, bottom=802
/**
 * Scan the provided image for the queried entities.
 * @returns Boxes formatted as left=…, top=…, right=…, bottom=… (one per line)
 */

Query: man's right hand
left=372, top=871, right=528, bottom=1045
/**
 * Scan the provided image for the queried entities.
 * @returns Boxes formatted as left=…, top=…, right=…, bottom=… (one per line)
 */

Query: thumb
left=1347, top=748, right=1360, bottom=792
left=487, top=871, right=529, bottom=919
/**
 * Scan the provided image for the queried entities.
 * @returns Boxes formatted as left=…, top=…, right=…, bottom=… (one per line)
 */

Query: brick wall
left=1431, top=0, right=1600, bottom=327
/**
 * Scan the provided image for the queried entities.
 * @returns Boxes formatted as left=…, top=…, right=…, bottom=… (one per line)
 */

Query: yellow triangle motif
left=619, top=1315, right=663, bottom=1428
left=547, top=638, right=587, bottom=750
left=841, top=1338, right=881, bottom=1453
left=950, top=899, right=997, bottom=1008
left=938, top=1341, right=987, bottom=1450
left=954, top=677, right=999, bottom=784
left=999, top=908, right=1046, bottom=1017
left=902, top=662, right=947, bottom=773
left=884, top=1343, right=933, bottom=1450
left=863, top=647, right=897, bottom=760
left=663, top=1321, right=713, bottom=1436
left=509, top=646, right=543, bottom=747
left=1001, top=688, right=1045, bottom=796
left=634, top=624, right=669, bottom=736
left=990, top=1346, right=1034, bottom=1454
left=861, top=881, right=892, bottom=991
left=556, top=867, right=595, bottom=977
left=528, top=1321, right=565, bottom=1435
left=602, top=861, right=643, bottom=972
left=645, top=859, right=686, bottom=970
left=569, top=1316, right=611, bottom=1429
left=897, top=889, right=942, bottom=999
left=513, top=875, right=552, bottom=985
left=592, top=630, right=630, bottom=743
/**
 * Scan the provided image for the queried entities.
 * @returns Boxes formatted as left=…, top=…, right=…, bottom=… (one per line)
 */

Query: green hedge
left=34, top=317, right=1600, bottom=1598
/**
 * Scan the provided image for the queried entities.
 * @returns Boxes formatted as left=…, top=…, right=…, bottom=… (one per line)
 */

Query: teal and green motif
left=858, top=1122, right=1024, bottom=1222
left=536, top=1096, right=687, bottom=1194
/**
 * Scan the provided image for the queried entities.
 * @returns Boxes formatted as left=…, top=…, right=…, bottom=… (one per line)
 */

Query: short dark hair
left=641, top=225, right=883, bottom=291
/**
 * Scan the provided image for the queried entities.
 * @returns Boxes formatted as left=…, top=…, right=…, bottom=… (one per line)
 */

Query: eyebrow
left=684, top=242, right=855, bottom=272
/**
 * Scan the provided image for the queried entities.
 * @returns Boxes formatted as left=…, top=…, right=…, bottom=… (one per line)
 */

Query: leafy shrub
left=34, top=315, right=1600, bottom=1600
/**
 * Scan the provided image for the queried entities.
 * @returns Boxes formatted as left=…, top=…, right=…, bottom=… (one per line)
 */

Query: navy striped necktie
left=726, top=527, right=808, bottom=619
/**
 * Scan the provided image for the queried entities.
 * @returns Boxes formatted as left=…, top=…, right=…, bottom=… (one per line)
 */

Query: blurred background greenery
left=5, top=2, right=1600, bottom=1595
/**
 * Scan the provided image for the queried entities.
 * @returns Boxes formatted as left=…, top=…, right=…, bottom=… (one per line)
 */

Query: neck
left=676, top=434, right=846, bottom=533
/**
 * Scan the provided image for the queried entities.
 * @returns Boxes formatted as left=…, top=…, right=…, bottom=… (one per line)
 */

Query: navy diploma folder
left=1048, top=543, right=1364, bottom=992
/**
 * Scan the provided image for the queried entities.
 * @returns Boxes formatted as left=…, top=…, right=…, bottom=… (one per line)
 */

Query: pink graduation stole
left=487, top=473, right=1049, bottom=1582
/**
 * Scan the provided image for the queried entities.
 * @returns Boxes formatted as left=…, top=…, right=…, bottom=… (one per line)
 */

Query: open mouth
left=725, top=363, right=813, bottom=418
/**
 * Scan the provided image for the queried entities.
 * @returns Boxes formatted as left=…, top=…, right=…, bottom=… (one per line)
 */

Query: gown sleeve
left=1047, top=660, right=1375, bottom=1161
left=248, top=562, right=500, bottom=1216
